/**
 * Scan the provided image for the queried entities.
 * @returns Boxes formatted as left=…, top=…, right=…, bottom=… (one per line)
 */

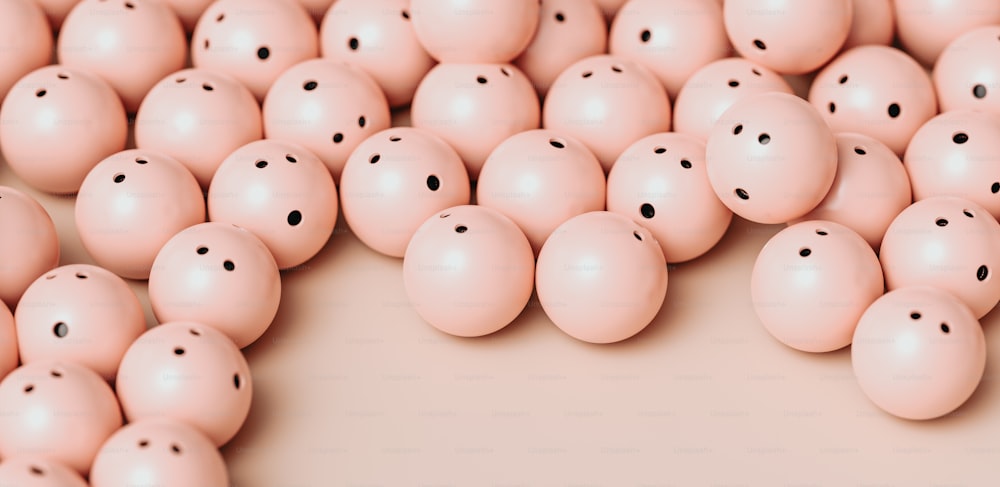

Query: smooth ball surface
left=116, top=322, right=252, bottom=447
left=135, top=68, right=263, bottom=188
left=403, top=205, right=535, bottom=337
left=0, top=186, right=59, bottom=309
left=208, top=140, right=338, bottom=269
left=894, top=0, right=1000, bottom=67
left=341, top=128, right=470, bottom=258
left=543, top=55, right=671, bottom=172
left=705, top=92, right=838, bottom=224
left=158, top=0, right=214, bottom=32
left=90, top=418, right=228, bottom=487
left=0, top=361, right=122, bottom=475
left=852, top=286, right=985, bottom=420
left=880, top=197, right=1000, bottom=319
left=0, top=456, right=89, bottom=487
left=35, top=0, right=78, bottom=30
left=477, top=129, right=606, bottom=255
left=76, top=149, right=206, bottom=279
left=752, top=221, right=883, bottom=352
left=934, top=26, right=1000, bottom=116
left=263, top=59, right=391, bottom=182
left=514, top=0, right=607, bottom=96
left=148, top=223, right=281, bottom=348
left=536, top=211, right=668, bottom=344
left=843, top=0, right=894, bottom=49
left=410, top=0, right=539, bottom=63
left=795, top=133, right=912, bottom=249
left=607, top=132, right=732, bottom=263
left=0, top=0, right=53, bottom=101
left=0, top=65, right=127, bottom=194
left=0, top=300, right=15, bottom=381
left=15, top=264, right=146, bottom=381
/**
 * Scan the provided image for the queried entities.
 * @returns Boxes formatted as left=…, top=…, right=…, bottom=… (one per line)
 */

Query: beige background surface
left=4, top=112, right=1000, bottom=486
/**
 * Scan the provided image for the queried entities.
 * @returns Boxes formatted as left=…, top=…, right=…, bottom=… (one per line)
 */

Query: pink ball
left=156, top=0, right=214, bottom=32
left=319, top=0, right=434, bottom=108
left=607, top=132, right=732, bottom=263
left=116, top=321, right=251, bottom=447
left=904, top=110, right=1000, bottom=220
left=403, top=205, right=534, bottom=337
left=672, top=57, right=793, bottom=142
left=15, top=264, right=146, bottom=381
left=0, top=361, right=122, bottom=475
left=262, top=59, right=391, bottom=182
left=536, top=211, right=668, bottom=344
left=412, top=63, right=540, bottom=180
left=208, top=140, right=338, bottom=269
left=705, top=92, right=838, bottom=224
left=0, top=65, right=127, bottom=194
left=477, top=129, right=606, bottom=255
left=609, top=0, right=729, bottom=98
left=57, top=0, right=186, bottom=113
left=752, top=221, right=883, bottom=352
left=894, top=0, right=1000, bottom=67
left=90, top=418, right=228, bottom=487
left=543, top=55, right=671, bottom=172
left=794, top=133, right=912, bottom=249
left=723, top=0, right=852, bottom=75
left=35, top=0, right=78, bottom=30
left=340, top=127, right=470, bottom=258
left=281, top=0, right=334, bottom=24
left=192, top=0, right=318, bottom=100
left=513, top=0, right=607, bottom=97
left=880, top=196, right=1000, bottom=319
left=934, top=26, right=1000, bottom=116
left=135, top=68, right=263, bottom=188
left=409, top=0, right=539, bottom=63
left=0, top=186, right=59, bottom=309
left=75, top=149, right=206, bottom=280
left=852, top=286, right=985, bottom=420
left=0, top=456, right=89, bottom=487
left=0, top=0, right=52, bottom=101
left=809, top=46, right=937, bottom=155
left=842, top=0, right=894, bottom=49
left=0, top=300, right=15, bottom=381
left=148, top=223, right=281, bottom=348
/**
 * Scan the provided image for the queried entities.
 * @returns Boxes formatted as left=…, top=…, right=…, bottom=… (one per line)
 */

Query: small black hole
left=171, top=444, right=182, bottom=454
left=936, top=218, right=948, bottom=227
left=389, top=135, right=401, bottom=142
left=680, top=159, right=692, bottom=169
left=233, top=374, right=242, bottom=389
left=887, top=103, right=901, bottom=118
left=964, top=209, right=975, bottom=218
left=23, top=385, right=34, bottom=393
left=654, top=147, right=666, bottom=154
left=303, top=80, right=317, bottom=91
left=287, top=210, right=302, bottom=226
left=640, top=203, right=655, bottom=219
left=138, top=439, right=149, bottom=448
left=223, top=260, right=235, bottom=271
left=369, top=154, right=380, bottom=164
left=758, top=133, right=770, bottom=145
left=941, top=323, right=950, bottom=334
left=953, top=132, right=969, bottom=144
left=358, top=116, right=366, bottom=128
left=197, top=246, right=208, bottom=255
left=728, top=80, right=739, bottom=87
left=582, top=71, right=593, bottom=78
left=753, top=39, right=766, bottom=50
left=29, top=466, right=43, bottom=476
left=828, top=102, right=836, bottom=113
left=633, top=231, right=643, bottom=241
left=751, top=68, right=761, bottom=76
left=978, top=265, right=989, bottom=281
left=854, top=146, right=866, bottom=155
left=911, top=312, right=921, bottom=320
left=332, top=133, right=344, bottom=143
left=35, top=89, right=46, bottom=97
left=500, top=67, right=511, bottom=77
left=202, top=83, right=214, bottom=91
left=549, top=139, right=565, bottom=149
left=175, top=77, right=186, bottom=83
left=348, top=37, right=359, bottom=50
left=555, top=12, right=565, bottom=22
left=255, top=160, right=268, bottom=168
left=135, top=157, right=147, bottom=164
left=124, top=2, right=134, bottom=8
left=477, top=76, right=487, bottom=84
left=640, top=29, right=651, bottom=42
left=256, top=46, right=270, bottom=60
left=839, top=75, right=848, bottom=84
left=50, top=369, right=61, bottom=378
left=735, top=188, right=749, bottom=200
left=455, top=225, right=468, bottom=233
left=57, top=73, right=68, bottom=80
left=76, top=272, right=87, bottom=279
left=216, top=13, right=224, bottom=22
left=53, top=322, right=68, bottom=338
left=113, top=173, right=125, bottom=183
left=286, top=154, right=296, bottom=163
left=799, top=248, right=811, bottom=257
left=173, top=347, right=185, bottom=356
left=204, top=39, right=210, bottom=49
left=733, top=124, right=743, bottom=135
left=401, top=9, right=409, bottom=19
left=426, top=175, right=440, bottom=191
left=974, top=84, right=987, bottom=99
left=992, top=182, right=1000, bottom=194
left=611, top=65, right=623, bottom=73
left=816, top=229, right=828, bottom=235
left=190, top=328, right=201, bottom=336
left=439, top=213, right=450, bottom=218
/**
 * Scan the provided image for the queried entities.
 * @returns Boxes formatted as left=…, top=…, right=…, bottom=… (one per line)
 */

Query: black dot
left=216, top=13, right=224, bottom=22
left=854, top=147, right=866, bottom=155
left=455, top=225, right=468, bottom=233
left=582, top=71, right=593, bottom=78
left=53, top=322, right=68, bottom=338
left=369, top=154, right=381, bottom=164
left=401, top=9, right=409, bottom=19
left=476, top=76, right=487, bottom=84
left=389, top=135, right=401, bottom=142
left=35, top=89, right=46, bottom=97
left=633, top=231, right=643, bottom=241
left=992, top=182, right=1000, bottom=194
left=555, top=12, right=565, bottom=22
left=287, top=210, right=302, bottom=226
left=233, top=373, right=242, bottom=389
left=348, top=37, right=359, bottom=50
left=728, top=80, right=739, bottom=87
left=255, top=160, right=268, bottom=168
left=936, top=218, right=949, bottom=227
left=974, top=84, right=987, bottom=99
left=138, top=439, right=149, bottom=448
left=611, top=65, right=623, bottom=73
left=735, top=188, right=749, bottom=200
left=839, top=75, right=848, bottom=84
left=303, top=80, right=317, bottom=91
left=223, top=260, right=235, bottom=271
left=173, top=347, right=185, bottom=355
left=171, top=444, right=182, bottom=454
left=640, top=203, right=655, bottom=219
left=953, top=132, right=969, bottom=144
left=29, top=465, right=44, bottom=476
left=978, top=265, right=989, bottom=281
left=965, top=209, right=975, bottom=218
left=197, top=246, right=208, bottom=255
left=202, top=83, right=214, bottom=91
left=680, top=159, right=692, bottom=169
left=256, top=46, right=270, bottom=60
left=640, top=29, right=651, bottom=42
left=135, top=157, right=148, bottom=164
left=940, top=323, right=951, bottom=334
left=549, top=139, right=565, bottom=149
left=887, top=103, right=901, bottom=118
left=758, top=133, right=770, bottom=145
left=733, top=124, right=743, bottom=135
left=426, top=175, right=440, bottom=191
left=358, top=116, right=366, bottom=128
left=816, top=229, right=828, bottom=236
left=23, top=385, right=33, bottom=393
left=751, top=68, right=761, bottom=76
left=753, top=39, right=766, bottom=50
left=286, top=155, right=297, bottom=163
left=49, top=369, right=61, bottom=378
left=75, top=272, right=87, bottom=279
left=654, top=147, right=666, bottom=154
left=911, top=312, right=921, bottom=320
left=799, top=248, right=811, bottom=257
left=828, top=102, right=836, bottom=113
left=332, top=132, right=344, bottom=143
left=57, top=73, right=69, bottom=80
left=113, top=173, right=125, bottom=183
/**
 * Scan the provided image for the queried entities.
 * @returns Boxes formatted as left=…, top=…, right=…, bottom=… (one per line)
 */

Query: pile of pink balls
left=1, top=0, right=1000, bottom=483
